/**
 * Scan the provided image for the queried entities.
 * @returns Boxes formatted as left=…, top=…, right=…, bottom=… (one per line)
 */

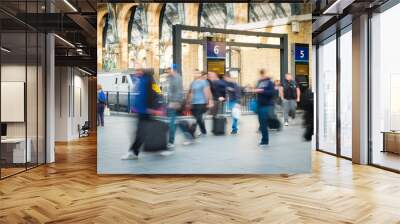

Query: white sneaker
left=121, top=152, right=138, bottom=160
left=182, top=140, right=194, bottom=145
left=284, top=122, right=289, bottom=126
left=160, top=150, right=174, bottom=156
left=167, top=143, right=175, bottom=149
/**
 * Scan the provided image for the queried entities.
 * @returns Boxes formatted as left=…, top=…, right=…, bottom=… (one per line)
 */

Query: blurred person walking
left=121, top=65, right=164, bottom=160
left=187, top=71, right=213, bottom=136
left=301, top=88, right=314, bottom=141
left=255, top=69, right=276, bottom=147
left=97, top=84, right=107, bottom=127
left=207, top=72, right=227, bottom=116
left=224, top=73, right=241, bottom=134
left=165, top=65, right=184, bottom=148
left=280, top=73, right=300, bottom=126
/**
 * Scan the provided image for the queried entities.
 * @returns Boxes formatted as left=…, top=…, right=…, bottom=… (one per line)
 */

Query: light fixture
left=54, top=34, right=75, bottom=48
left=78, top=67, right=92, bottom=76
left=1, top=47, right=11, bottom=53
left=63, top=0, right=78, bottom=12
left=322, top=0, right=354, bottom=15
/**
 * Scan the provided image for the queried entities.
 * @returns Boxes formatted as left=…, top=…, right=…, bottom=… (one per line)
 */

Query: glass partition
left=370, top=3, right=400, bottom=171
left=317, top=35, right=337, bottom=154
left=0, top=1, right=46, bottom=179
left=339, top=27, right=352, bottom=158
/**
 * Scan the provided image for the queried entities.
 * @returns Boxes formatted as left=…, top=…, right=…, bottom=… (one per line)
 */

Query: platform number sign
left=295, top=45, right=309, bottom=63
left=207, top=41, right=226, bottom=59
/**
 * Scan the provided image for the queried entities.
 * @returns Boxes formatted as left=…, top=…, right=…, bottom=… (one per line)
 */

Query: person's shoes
left=284, top=122, right=289, bottom=126
left=231, top=130, right=238, bottom=135
left=167, top=143, right=175, bottom=149
left=259, top=143, right=268, bottom=148
left=160, top=150, right=175, bottom=156
left=121, top=152, right=138, bottom=160
left=183, top=140, right=194, bottom=145
left=197, top=133, right=206, bottom=138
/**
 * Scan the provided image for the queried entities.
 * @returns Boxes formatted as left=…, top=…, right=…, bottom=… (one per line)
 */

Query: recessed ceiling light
left=1, top=47, right=11, bottom=53
left=63, top=0, right=78, bottom=12
left=54, top=34, right=75, bottom=48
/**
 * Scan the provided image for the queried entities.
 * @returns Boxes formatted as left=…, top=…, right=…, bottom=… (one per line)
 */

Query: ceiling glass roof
left=105, top=4, right=118, bottom=45
left=129, top=4, right=148, bottom=45
left=249, top=3, right=310, bottom=22
left=160, top=3, right=185, bottom=42
left=200, top=3, right=234, bottom=29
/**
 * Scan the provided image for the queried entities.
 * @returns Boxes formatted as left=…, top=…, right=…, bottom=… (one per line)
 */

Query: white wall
left=55, top=67, right=89, bottom=141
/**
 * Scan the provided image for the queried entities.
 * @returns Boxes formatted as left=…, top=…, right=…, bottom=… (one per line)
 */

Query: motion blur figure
left=187, top=71, right=213, bottom=136
left=165, top=65, right=184, bottom=148
left=280, top=73, right=300, bottom=126
left=255, top=69, right=276, bottom=147
left=224, top=73, right=241, bottom=134
left=121, top=64, right=157, bottom=160
left=302, top=88, right=314, bottom=141
left=97, top=84, right=106, bottom=127
left=207, top=72, right=227, bottom=117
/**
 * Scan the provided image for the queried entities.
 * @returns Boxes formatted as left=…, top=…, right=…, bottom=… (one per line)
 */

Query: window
left=317, top=35, right=337, bottom=154
left=370, top=3, right=400, bottom=171
left=115, top=77, right=118, bottom=84
left=339, top=27, right=352, bottom=158
left=103, top=4, right=119, bottom=72
left=128, top=4, right=148, bottom=68
left=122, top=76, right=127, bottom=84
left=249, top=3, right=310, bottom=22
left=159, top=3, right=185, bottom=70
left=199, top=3, right=234, bottom=28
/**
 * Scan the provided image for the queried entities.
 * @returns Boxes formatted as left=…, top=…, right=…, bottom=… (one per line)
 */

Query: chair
left=78, top=121, right=90, bottom=138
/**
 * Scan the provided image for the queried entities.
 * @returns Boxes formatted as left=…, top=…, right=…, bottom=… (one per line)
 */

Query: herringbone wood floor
left=1, top=135, right=400, bottom=224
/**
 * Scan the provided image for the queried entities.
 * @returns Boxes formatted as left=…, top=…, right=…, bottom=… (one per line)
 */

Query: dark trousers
left=258, top=105, right=273, bottom=144
left=97, top=103, right=105, bottom=126
left=191, top=104, right=207, bottom=134
left=129, top=114, right=150, bottom=156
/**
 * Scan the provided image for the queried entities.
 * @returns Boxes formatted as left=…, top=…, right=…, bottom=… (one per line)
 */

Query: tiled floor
left=98, top=114, right=311, bottom=174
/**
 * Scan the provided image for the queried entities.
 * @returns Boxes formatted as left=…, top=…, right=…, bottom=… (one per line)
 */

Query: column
left=352, top=14, right=369, bottom=164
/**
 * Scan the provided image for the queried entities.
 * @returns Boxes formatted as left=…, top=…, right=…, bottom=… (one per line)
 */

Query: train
left=97, top=71, right=169, bottom=112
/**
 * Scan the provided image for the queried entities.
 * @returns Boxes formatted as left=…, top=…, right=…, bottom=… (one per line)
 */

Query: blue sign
left=207, top=41, right=226, bottom=59
left=295, top=45, right=309, bottom=62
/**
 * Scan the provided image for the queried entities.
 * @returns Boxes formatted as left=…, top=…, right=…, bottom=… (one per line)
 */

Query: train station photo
left=97, top=2, right=313, bottom=174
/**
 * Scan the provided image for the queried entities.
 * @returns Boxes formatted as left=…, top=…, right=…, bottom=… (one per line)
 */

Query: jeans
left=97, top=103, right=105, bottom=126
left=229, top=100, right=239, bottom=132
left=258, top=105, right=272, bottom=144
left=129, top=114, right=150, bottom=156
left=283, top=99, right=297, bottom=122
left=191, top=104, right=207, bottom=134
left=167, top=108, right=177, bottom=144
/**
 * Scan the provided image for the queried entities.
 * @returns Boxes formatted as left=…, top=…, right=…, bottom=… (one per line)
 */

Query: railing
left=104, top=90, right=270, bottom=115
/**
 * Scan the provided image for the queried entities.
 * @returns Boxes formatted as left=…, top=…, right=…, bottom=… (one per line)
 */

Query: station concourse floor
left=98, top=114, right=311, bottom=174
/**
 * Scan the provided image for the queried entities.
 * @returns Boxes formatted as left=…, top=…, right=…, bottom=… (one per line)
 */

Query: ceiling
left=0, top=0, right=97, bottom=74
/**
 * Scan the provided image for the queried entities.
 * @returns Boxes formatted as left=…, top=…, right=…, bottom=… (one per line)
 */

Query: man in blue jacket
left=121, top=64, right=158, bottom=160
left=255, top=69, right=276, bottom=147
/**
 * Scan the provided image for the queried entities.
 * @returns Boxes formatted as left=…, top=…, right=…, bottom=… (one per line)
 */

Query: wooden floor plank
left=0, top=135, right=400, bottom=223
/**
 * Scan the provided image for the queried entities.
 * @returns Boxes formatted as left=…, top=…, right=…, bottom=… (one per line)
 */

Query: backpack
left=283, top=80, right=297, bottom=100
left=98, top=91, right=106, bottom=103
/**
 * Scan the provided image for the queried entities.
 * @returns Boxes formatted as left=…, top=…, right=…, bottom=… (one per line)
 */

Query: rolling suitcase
left=212, top=102, right=227, bottom=135
left=268, top=117, right=282, bottom=131
left=143, top=119, right=168, bottom=152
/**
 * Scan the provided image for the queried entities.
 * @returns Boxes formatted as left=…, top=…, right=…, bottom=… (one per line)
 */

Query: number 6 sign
left=207, top=41, right=226, bottom=59
left=214, top=45, right=219, bottom=55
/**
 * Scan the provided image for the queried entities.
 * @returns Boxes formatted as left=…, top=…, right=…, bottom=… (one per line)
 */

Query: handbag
left=104, top=106, right=110, bottom=116
left=232, top=104, right=241, bottom=119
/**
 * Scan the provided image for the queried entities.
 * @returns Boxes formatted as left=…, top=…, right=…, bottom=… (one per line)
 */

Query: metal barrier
left=104, top=90, right=265, bottom=115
